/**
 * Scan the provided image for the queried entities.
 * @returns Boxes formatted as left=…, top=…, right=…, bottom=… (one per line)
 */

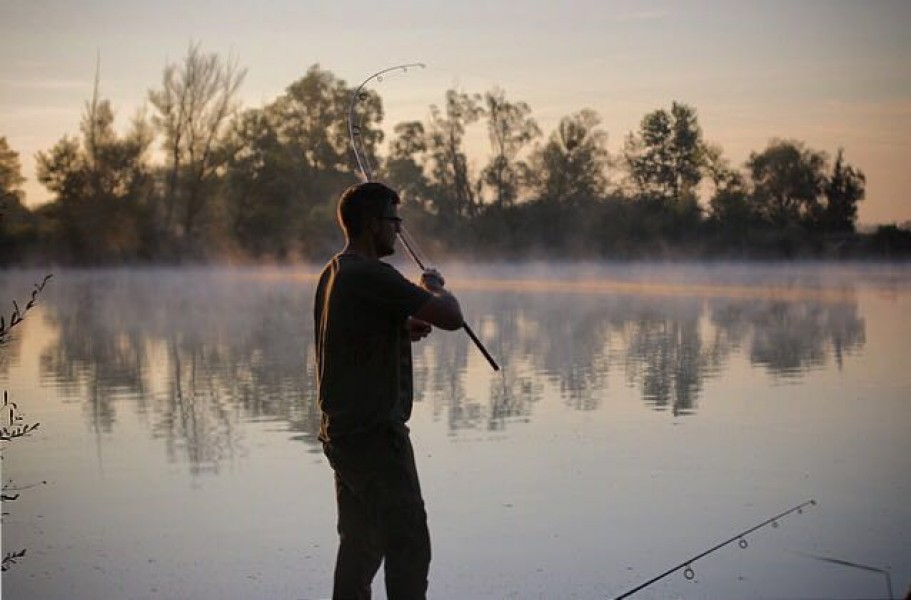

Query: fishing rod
left=347, top=64, right=500, bottom=372
left=347, top=63, right=425, bottom=183
left=798, top=552, right=894, bottom=599
left=613, top=499, right=817, bottom=599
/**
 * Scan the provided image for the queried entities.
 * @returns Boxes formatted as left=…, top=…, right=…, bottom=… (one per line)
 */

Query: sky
left=2, top=0, right=909, bottom=225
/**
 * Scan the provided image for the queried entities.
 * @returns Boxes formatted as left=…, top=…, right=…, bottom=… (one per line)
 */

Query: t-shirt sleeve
left=355, top=262, right=432, bottom=321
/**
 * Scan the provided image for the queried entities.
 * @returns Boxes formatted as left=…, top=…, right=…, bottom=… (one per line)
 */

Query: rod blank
left=613, top=500, right=816, bottom=599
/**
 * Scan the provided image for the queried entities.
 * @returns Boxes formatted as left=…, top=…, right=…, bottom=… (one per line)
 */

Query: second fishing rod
left=347, top=64, right=500, bottom=372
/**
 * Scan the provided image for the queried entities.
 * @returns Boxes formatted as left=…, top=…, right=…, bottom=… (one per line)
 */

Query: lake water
left=1, top=263, right=909, bottom=600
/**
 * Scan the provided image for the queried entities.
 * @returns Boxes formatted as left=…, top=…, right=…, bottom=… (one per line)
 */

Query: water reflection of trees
left=465, top=287, right=864, bottom=417
left=32, top=270, right=866, bottom=471
left=490, top=292, right=611, bottom=411
left=618, top=301, right=722, bottom=416
left=709, top=299, right=865, bottom=378
left=40, top=277, right=148, bottom=433
left=38, top=270, right=319, bottom=473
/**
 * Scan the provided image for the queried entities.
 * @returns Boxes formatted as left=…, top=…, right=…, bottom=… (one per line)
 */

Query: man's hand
left=420, top=268, right=446, bottom=292
left=405, top=316, right=433, bottom=342
left=413, top=267, right=464, bottom=331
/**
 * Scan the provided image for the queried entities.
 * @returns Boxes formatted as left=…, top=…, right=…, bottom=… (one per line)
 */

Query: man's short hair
left=337, top=182, right=400, bottom=238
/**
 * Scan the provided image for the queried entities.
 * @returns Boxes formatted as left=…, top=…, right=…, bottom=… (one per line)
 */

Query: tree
left=221, top=65, right=377, bottom=258
left=269, top=65, right=377, bottom=254
left=821, top=149, right=864, bottom=232
left=272, top=64, right=380, bottom=177
left=36, top=89, right=153, bottom=262
left=0, top=137, right=36, bottom=262
left=527, top=109, right=608, bottom=204
left=148, top=43, right=246, bottom=241
left=0, top=136, right=25, bottom=207
left=703, top=143, right=744, bottom=195
left=82, top=96, right=154, bottom=210
left=480, top=88, right=540, bottom=208
left=222, top=107, right=298, bottom=257
left=624, top=102, right=705, bottom=204
left=747, top=139, right=826, bottom=228
left=382, top=120, right=432, bottom=209
left=705, top=143, right=754, bottom=230
left=424, top=90, right=484, bottom=222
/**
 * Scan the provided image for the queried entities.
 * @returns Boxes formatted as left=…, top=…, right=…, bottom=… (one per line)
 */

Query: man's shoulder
left=333, top=254, right=404, bottom=280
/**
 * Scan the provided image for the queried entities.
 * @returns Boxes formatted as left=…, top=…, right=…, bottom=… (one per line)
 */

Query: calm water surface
left=1, top=263, right=909, bottom=599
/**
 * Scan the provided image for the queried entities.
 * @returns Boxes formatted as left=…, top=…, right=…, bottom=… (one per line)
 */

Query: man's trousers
left=323, top=425, right=431, bottom=600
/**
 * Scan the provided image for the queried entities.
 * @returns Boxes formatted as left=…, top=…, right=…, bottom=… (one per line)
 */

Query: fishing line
left=612, top=499, right=817, bottom=599
left=347, top=64, right=500, bottom=372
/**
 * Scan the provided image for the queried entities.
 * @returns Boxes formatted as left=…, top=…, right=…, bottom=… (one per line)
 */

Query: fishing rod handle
left=462, top=321, right=500, bottom=371
left=397, top=230, right=500, bottom=372
left=417, top=269, right=500, bottom=372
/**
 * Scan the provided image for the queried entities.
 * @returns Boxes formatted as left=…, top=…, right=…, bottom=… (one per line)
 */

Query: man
left=313, top=181, right=463, bottom=599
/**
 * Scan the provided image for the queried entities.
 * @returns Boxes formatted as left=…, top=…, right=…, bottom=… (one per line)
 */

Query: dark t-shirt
left=314, top=253, right=431, bottom=443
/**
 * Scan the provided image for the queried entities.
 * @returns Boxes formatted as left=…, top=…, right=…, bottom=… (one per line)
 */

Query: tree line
left=1, top=44, right=909, bottom=265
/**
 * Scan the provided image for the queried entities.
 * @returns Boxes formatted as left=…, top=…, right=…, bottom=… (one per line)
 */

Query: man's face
left=373, top=205, right=401, bottom=257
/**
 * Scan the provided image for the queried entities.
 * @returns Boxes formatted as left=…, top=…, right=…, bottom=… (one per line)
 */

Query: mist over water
left=1, top=262, right=909, bottom=599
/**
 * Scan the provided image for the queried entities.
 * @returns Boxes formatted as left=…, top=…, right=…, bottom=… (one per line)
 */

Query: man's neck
left=342, top=238, right=378, bottom=260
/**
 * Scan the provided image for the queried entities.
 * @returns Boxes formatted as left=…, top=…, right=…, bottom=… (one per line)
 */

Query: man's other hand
left=405, top=317, right=433, bottom=341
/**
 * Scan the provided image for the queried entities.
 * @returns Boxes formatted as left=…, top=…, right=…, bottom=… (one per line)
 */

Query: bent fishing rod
left=613, top=499, right=817, bottom=599
left=347, top=64, right=500, bottom=372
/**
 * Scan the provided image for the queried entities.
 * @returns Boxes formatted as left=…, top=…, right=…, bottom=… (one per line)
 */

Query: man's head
left=337, top=182, right=402, bottom=257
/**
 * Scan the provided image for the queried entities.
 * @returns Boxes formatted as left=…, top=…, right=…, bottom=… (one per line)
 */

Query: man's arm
left=412, top=269, right=463, bottom=331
